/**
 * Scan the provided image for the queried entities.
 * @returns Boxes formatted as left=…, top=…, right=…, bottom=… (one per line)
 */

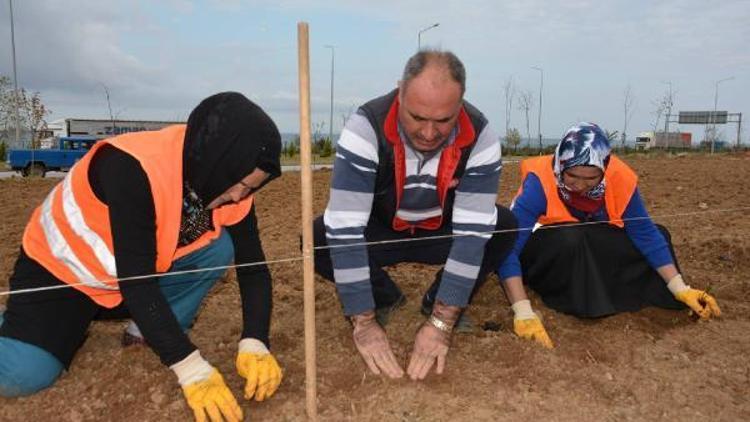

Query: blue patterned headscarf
left=553, top=122, right=611, bottom=200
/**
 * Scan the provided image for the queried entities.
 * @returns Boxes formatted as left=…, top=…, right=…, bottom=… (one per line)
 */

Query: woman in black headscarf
left=0, top=92, right=282, bottom=421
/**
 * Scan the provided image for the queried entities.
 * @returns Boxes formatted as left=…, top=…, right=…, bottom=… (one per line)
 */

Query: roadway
left=0, top=164, right=333, bottom=179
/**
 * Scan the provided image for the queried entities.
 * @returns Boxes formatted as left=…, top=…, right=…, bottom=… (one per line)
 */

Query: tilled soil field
left=1, top=153, right=749, bottom=421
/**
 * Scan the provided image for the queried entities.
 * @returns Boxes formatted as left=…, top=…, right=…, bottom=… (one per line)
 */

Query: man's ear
left=397, top=80, right=404, bottom=100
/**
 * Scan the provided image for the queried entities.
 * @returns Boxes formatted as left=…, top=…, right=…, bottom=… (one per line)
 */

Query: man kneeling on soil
left=0, top=93, right=283, bottom=421
left=313, top=50, right=517, bottom=380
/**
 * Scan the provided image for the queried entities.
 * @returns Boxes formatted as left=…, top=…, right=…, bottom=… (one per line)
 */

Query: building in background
left=47, top=118, right=184, bottom=139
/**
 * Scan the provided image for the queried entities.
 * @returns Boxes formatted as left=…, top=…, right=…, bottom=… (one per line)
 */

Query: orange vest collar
left=517, top=155, right=638, bottom=228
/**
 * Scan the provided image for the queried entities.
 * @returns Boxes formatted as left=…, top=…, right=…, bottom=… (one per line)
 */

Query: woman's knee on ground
left=205, top=230, right=235, bottom=268
left=0, top=337, right=63, bottom=398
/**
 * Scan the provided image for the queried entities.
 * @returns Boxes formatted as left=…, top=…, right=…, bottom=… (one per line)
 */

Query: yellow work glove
left=236, top=338, right=282, bottom=401
left=511, top=299, right=554, bottom=349
left=171, top=350, right=243, bottom=422
left=667, top=275, right=722, bottom=320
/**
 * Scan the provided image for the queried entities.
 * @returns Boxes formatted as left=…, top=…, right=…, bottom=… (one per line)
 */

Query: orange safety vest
left=515, top=155, right=638, bottom=228
left=22, top=125, right=253, bottom=308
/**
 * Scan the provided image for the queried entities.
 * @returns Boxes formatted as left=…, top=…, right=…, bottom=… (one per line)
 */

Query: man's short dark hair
left=401, top=49, right=466, bottom=96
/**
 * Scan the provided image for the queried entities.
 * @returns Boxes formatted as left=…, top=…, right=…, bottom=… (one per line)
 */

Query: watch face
left=429, top=315, right=452, bottom=332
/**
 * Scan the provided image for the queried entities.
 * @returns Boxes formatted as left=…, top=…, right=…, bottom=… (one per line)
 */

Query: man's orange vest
left=516, top=155, right=638, bottom=228
left=22, top=125, right=253, bottom=308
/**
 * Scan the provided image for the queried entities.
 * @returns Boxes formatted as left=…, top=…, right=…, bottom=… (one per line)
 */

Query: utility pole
left=324, top=45, right=335, bottom=145
left=711, top=76, right=734, bottom=154
left=531, top=66, right=543, bottom=151
left=736, top=113, right=742, bottom=149
left=417, top=23, right=439, bottom=50
left=9, top=0, right=21, bottom=147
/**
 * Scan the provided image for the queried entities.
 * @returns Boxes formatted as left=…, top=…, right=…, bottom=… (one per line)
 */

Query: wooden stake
left=297, top=21, right=318, bottom=421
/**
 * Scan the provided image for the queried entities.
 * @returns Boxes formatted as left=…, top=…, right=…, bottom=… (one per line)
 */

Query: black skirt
left=520, top=223, right=684, bottom=318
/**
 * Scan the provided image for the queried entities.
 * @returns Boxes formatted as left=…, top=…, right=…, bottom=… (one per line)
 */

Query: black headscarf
left=183, top=92, right=281, bottom=204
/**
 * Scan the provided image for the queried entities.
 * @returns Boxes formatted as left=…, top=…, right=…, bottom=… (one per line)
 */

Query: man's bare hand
left=351, top=311, right=404, bottom=378
left=407, top=301, right=459, bottom=380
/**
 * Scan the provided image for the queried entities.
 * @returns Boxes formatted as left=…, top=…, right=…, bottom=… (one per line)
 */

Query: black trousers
left=521, top=223, right=684, bottom=317
left=313, top=205, right=517, bottom=310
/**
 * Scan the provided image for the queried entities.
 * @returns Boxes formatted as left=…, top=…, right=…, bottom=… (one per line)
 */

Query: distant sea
left=509, top=137, right=640, bottom=147
left=281, top=133, right=301, bottom=145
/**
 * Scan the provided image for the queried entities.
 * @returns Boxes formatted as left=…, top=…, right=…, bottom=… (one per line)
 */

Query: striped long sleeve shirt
left=324, top=107, right=501, bottom=315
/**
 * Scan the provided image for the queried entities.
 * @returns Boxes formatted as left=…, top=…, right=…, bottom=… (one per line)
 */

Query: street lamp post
left=324, top=45, right=335, bottom=146
left=417, top=23, right=439, bottom=50
left=531, top=66, right=544, bottom=151
left=711, top=76, right=734, bottom=154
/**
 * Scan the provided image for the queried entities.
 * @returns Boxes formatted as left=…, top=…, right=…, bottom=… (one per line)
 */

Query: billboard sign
left=678, top=111, right=728, bottom=124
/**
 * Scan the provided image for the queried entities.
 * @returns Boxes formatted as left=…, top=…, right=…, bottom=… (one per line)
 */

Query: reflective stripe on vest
left=38, top=179, right=117, bottom=291
left=515, top=155, right=638, bottom=229
left=22, top=125, right=254, bottom=308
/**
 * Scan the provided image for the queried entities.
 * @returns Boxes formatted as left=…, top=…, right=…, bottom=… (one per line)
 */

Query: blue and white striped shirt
left=324, top=108, right=502, bottom=315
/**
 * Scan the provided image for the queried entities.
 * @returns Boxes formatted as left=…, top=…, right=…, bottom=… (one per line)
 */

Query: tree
left=311, top=121, right=326, bottom=155
left=283, top=136, right=300, bottom=157
left=605, top=130, right=619, bottom=144
left=517, top=89, right=534, bottom=148
left=650, top=87, right=676, bottom=145
left=502, top=76, right=516, bottom=139
left=24, top=89, right=51, bottom=148
left=504, top=128, right=522, bottom=152
left=101, top=83, right=119, bottom=133
left=651, top=89, right=675, bottom=131
left=650, top=100, right=666, bottom=134
left=0, top=75, right=16, bottom=139
left=0, top=74, right=51, bottom=148
left=621, top=85, right=635, bottom=149
left=318, top=137, right=334, bottom=157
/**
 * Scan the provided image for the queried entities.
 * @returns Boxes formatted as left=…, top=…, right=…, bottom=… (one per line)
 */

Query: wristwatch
left=427, top=314, right=453, bottom=333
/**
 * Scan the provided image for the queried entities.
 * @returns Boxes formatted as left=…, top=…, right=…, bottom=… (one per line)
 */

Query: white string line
left=0, top=256, right=305, bottom=297
left=315, top=205, right=750, bottom=251
left=1, top=205, right=748, bottom=297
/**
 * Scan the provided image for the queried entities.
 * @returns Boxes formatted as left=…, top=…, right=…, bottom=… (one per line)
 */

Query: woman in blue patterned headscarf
left=491, top=122, right=720, bottom=350
left=553, top=122, right=610, bottom=212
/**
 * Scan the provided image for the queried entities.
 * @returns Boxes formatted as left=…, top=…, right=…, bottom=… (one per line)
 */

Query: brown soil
left=1, top=153, right=749, bottom=421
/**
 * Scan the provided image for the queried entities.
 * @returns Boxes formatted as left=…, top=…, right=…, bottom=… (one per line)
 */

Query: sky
left=1, top=0, right=749, bottom=144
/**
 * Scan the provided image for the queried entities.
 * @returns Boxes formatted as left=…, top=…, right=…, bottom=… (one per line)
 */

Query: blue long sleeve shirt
left=497, top=173, right=673, bottom=279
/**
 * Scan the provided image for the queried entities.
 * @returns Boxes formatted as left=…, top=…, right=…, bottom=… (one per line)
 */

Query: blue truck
left=7, top=119, right=184, bottom=177
left=7, top=136, right=100, bottom=177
